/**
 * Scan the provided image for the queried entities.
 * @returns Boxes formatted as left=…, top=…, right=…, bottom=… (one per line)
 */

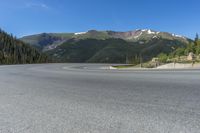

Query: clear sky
left=0, top=0, right=199, bottom=38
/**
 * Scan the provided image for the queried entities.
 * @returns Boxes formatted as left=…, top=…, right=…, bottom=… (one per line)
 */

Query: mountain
left=20, top=33, right=74, bottom=51
left=20, top=29, right=192, bottom=63
left=0, top=29, right=48, bottom=64
left=20, top=29, right=190, bottom=50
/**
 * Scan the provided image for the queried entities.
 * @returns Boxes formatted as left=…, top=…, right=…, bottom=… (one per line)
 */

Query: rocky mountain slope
left=20, top=29, right=192, bottom=63
left=21, top=29, right=190, bottom=50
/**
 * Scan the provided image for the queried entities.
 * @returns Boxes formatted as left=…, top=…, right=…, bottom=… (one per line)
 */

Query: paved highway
left=0, top=64, right=200, bottom=133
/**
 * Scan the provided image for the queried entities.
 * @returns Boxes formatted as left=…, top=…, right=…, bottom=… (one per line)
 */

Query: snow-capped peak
left=141, top=29, right=148, bottom=32
left=172, top=33, right=185, bottom=39
left=138, top=29, right=160, bottom=35
left=147, top=29, right=156, bottom=34
left=74, top=32, right=87, bottom=35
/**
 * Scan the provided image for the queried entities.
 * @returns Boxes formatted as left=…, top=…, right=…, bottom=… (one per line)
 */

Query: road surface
left=0, top=64, right=200, bottom=133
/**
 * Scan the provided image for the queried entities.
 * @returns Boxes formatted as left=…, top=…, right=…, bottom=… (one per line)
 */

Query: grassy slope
left=46, top=38, right=188, bottom=63
left=20, top=30, right=191, bottom=64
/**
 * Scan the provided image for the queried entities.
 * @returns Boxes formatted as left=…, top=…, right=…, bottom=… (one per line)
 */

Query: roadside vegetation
left=156, top=34, right=200, bottom=63
left=113, top=34, right=200, bottom=69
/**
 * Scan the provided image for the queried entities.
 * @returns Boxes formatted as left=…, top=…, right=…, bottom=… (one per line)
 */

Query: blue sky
left=0, top=0, right=199, bottom=38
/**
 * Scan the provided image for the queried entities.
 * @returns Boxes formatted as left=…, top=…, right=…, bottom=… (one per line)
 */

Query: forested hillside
left=21, top=29, right=190, bottom=52
left=0, top=29, right=48, bottom=64
left=46, top=38, right=187, bottom=63
left=21, top=29, right=191, bottom=64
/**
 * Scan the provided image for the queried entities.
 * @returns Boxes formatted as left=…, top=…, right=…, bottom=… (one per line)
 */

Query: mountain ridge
left=20, top=29, right=191, bottom=51
left=20, top=29, right=192, bottom=64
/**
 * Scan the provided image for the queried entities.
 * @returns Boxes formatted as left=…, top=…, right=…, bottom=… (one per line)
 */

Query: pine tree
left=0, top=28, right=49, bottom=64
left=195, top=33, right=199, bottom=44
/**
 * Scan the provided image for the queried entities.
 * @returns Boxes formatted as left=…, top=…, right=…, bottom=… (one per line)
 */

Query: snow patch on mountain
left=141, top=29, right=148, bottom=32
left=172, top=34, right=185, bottom=39
left=139, top=29, right=160, bottom=35
left=147, top=30, right=156, bottom=34
left=75, top=32, right=87, bottom=35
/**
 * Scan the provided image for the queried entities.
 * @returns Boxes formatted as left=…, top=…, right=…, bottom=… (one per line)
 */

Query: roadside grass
left=112, top=60, right=200, bottom=69
left=112, top=64, right=137, bottom=69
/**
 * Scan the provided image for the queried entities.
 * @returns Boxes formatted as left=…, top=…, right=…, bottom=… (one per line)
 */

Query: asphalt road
left=0, top=64, right=200, bottom=133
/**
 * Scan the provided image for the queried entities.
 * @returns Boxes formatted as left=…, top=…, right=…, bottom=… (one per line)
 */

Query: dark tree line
left=0, top=29, right=49, bottom=64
